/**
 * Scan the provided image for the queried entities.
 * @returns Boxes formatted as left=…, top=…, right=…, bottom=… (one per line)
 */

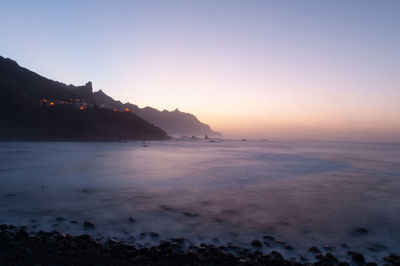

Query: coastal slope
left=0, top=56, right=168, bottom=140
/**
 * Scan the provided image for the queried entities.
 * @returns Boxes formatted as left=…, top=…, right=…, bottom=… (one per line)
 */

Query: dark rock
left=353, top=227, right=368, bottom=234
left=55, top=217, right=66, bottom=221
left=128, top=217, right=136, bottom=223
left=323, top=245, right=334, bottom=251
left=172, top=237, right=185, bottom=245
left=83, top=220, right=95, bottom=229
left=270, top=251, right=284, bottom=261
left=347, top=251, right=365, bottom=265
left=383, top=254, right=400, bottom=264
left=188, top=245, right=198, bottom=251
left=309, top=246, right=321, bottom=253
left=263, top=235, right=275, bottom=240
left=259, top=255, right=272, bottom=264
left=70, top=220, right=78, bottom=224
left=219, top=245, right=227, bottom=251
left=367, top=243, right=387, bottom=252
left=78, top=234, right=93, bottom=241
left=149, top=232, right=159, bottom=238
left=251, top=239, right=263, bottom=248
left=227, top=242, right=240, bottom=250
left=315, top=253, right=339, bottom=265
left=340, top=242, right=348, bottom=248
left=285, top=245, right=293, bottom=250
left=36, top=230, right=46, bottom=237
left=300, top=256, right=308, bottom=261
left=325, top=253, right=338, bottom=262
left=16, top=229, right=29, bottom=238
left=237, top=247, right=249, bottom=256
left=171, top=243, right=181, bottom=249
left=108, top=238, right=118, bottom=245
left=0, top=224, right=9, bottom=230
left=158, top=241, right=171, bottom=250
left=182, top=212, right=200, bottom=217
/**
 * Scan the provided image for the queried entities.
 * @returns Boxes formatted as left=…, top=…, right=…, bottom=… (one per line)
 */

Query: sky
left=0, top=0, right=399, bottom=142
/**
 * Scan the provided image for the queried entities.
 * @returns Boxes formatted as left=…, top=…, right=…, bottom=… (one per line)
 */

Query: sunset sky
left=1, top=1, right=399, bottom=142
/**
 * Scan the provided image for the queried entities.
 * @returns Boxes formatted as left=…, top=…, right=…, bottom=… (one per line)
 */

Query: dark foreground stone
left=0, top=226, right=394, bottom=266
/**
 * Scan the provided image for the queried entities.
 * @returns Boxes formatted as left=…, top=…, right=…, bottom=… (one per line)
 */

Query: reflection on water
left=0, top=139, right=399, bottom=261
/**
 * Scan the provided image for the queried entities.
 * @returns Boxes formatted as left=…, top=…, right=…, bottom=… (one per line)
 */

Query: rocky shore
left=0, top=225, right=399, bottom=266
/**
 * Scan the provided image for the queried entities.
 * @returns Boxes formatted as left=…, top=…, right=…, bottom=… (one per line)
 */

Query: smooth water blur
left=0, top=139, right=400, bottom=261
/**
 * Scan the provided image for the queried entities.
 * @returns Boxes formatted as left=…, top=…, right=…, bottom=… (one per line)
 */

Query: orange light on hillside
left=49, top=101, right=54, bottom=106
left=79, top=106, right=85, bottom=110
left=125, top=108, right=130, bottom=112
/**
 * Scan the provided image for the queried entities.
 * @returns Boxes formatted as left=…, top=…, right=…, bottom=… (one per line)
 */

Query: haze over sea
left=1, top=139, right=399, bottom=262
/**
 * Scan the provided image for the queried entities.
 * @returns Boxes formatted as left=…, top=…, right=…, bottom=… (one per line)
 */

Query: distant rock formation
left=92, top=91, right=221, bottom=137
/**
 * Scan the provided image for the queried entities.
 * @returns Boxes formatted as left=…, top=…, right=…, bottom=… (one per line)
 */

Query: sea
left=0, top=139, right=399, bottom=262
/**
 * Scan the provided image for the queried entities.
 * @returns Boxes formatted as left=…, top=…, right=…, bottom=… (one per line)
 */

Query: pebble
left=285, top=245, right=293, bottom=250
left=263, top=235, right=275, bottom=241
left=149, top=232, right=159, bottom=238
left=251, top=239, right=263, bottom=248
left=353, top=227, right=368, bottom=234
left=308, top=246, right=321, bottom=253
left=83, top=221, right=95, bottom=229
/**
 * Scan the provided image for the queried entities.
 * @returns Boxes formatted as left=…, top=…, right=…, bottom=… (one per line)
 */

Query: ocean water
left=0, top=139, right=400, bottom=262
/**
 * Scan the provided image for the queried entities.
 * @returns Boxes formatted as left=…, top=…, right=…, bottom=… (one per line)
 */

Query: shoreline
left=0, top=225, right=398, bottom=265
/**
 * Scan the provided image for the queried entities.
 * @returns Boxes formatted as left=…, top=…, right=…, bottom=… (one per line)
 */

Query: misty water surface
left=0, top=139, right=399, bottom=261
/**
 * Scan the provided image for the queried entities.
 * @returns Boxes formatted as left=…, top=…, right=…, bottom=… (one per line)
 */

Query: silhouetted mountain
left=67, top=82, right=95, bottom=103
left=0, top=55, right=220, bottom=139
left=0, top=56, right=168, bottom=140
left=0, top=57, right=75, bottom=106
left=93, top=89, right=127, bottom=109
left=92, top=91, right=221, bottom=137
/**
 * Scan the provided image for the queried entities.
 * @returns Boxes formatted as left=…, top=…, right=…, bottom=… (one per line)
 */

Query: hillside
left=0, top=56, right=168, bottom=141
